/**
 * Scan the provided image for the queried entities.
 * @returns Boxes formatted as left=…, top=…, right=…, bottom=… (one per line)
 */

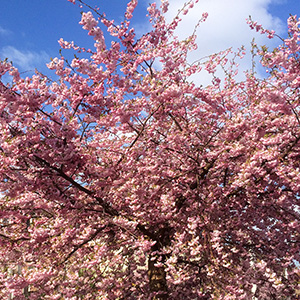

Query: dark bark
left=148, top=255, right=168, bottom=300
left=148, top=224, right=172, bottom=300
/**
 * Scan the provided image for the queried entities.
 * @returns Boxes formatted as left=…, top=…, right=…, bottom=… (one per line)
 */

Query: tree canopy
left=0, top=0, right=299, bottom=299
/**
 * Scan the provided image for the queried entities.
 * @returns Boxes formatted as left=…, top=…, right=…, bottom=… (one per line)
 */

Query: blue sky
left=0, top=0, right=299, bottom=83
left=0, top=0, right=148, bottom=74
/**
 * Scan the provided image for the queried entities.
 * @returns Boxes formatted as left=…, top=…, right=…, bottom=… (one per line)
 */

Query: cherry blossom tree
left=0, top=0, right=299, bottom=299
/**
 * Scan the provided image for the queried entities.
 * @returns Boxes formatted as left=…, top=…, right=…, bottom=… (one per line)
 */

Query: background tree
left=0, top=0, right=299, bottom=299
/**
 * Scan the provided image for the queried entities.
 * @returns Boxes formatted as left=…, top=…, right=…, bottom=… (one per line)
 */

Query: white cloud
left=153, top=0, right=285, bottom=85
left=0, top=26, right=11, bottom=36
left=0, top=46, right=50, bottom=72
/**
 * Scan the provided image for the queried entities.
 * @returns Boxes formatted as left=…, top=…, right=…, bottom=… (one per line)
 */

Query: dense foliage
left=0, top=0, right=299, bottom=299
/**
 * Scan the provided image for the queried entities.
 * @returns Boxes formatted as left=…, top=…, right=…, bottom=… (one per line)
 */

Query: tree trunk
left=148, top=254, right=168, bottom=300
left=147, top=224, right=172, bottom=300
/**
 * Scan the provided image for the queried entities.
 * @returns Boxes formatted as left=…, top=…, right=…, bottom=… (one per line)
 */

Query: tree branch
left=60, top=225, right=107, bottom=265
